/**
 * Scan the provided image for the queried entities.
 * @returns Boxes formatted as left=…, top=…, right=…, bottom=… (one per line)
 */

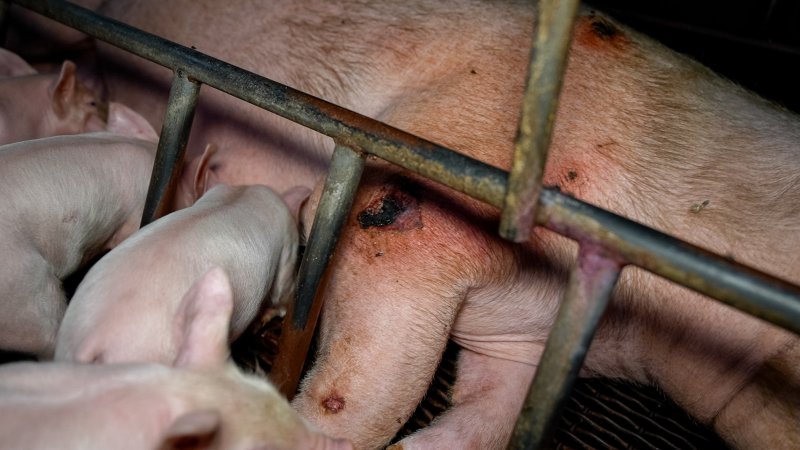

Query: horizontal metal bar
left=15, top=0, right=800, bottom=334
left=508, top=247, right=621, bottom=449
left=140, top=70, right=200, bottom=226
left=500, top=0, right=580, bottom=243
left=537, top=189, right=800, bottom=334
left=13, top=0, right=508, bottom=209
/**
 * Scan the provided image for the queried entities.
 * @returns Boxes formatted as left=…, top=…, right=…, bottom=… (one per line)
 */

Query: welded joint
left=507, top=245, right=622, bottom=449
left=499, top=0, right=581, bottom=243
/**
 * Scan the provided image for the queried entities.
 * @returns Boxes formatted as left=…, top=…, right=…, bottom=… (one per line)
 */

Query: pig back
left=0, top=133, right=155, bottom=278
left=57, top=184, right=299, bottom=364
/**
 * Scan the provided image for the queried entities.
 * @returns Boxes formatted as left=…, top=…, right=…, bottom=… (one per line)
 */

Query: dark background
left=588, top=0, right=800, bottom=113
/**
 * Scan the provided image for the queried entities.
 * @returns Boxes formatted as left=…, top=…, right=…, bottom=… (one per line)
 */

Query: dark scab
left=470, top=69, right=477, bottom=75
left=591, top=18, right=620, bottom=40
left=567, top=170, right=578, bottom=182
left=358, top=195, right=405, bottom=229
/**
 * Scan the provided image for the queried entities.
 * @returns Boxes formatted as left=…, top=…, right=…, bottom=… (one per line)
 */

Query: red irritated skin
left=53, top=1, right=800, bottom=448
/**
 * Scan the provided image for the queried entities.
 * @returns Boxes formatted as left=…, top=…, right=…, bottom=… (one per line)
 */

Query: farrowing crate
left=4, top=1, right=799, bottom=448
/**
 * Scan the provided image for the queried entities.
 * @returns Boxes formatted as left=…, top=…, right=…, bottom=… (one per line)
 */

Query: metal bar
left=12, top=0, right=507, bottom=209
left=13, top=0, right=800, bottom=332
left=140, top=70, right=200, bottom=226
left=536, top=189, right=800, bottom=334
left=271, top=144, right=366, bottom=398
left=508, top=247, right=622, bottom=449
left=499, top=0, right=580, bottom=243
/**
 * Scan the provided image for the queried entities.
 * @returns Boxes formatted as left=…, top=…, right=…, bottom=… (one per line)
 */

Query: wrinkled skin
left=22, top=1, right=800, bottom=448
left=0, top=52, right=106, bottom=144
left=0, top=268, right=353, bottom=450
left=56, top=184, right=308, bottom=365
left=0, top=130, right=156, bottom=358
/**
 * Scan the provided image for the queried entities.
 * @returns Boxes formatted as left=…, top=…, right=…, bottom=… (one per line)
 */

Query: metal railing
left=5, top=1, right=800, bottom=448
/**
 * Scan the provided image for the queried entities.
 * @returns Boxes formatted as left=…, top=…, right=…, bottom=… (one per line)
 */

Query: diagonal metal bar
left=13, top=0, right=507, bottom=209
left=13, top=0, right=800, bottom=340
left=271, top=144, right=366, bottom=398
left=499, top=0, right=580, bottom=243
left=140, top=70, right=200, bottom=226
left=508, top=247, right=622, bottom=449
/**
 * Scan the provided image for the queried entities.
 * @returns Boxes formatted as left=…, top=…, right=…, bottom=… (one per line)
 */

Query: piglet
left=0, top=51, right=105, bottom=144
left=56, top=183, right=309, bottom=365
left=0, top=268, right=352, bottom=450
left=0, top=131, right=156, bottom=358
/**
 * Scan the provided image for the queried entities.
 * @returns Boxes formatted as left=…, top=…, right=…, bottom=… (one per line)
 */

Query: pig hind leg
left=0, top=251, right=66, bottom=359
left=391, top=349, right=537, bottom=450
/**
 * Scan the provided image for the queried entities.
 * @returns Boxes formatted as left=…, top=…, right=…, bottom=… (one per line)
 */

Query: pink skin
left=55, top=184, right=309, bottom=365
left=60, top=1, right=800, bottom=448
left=0, top=58, right=107, bottom=145
left=0, top=132, right=156, bottom=359
left=0, top=268, right=353, bottom=450
left=0, top=48, right=37, bottom=77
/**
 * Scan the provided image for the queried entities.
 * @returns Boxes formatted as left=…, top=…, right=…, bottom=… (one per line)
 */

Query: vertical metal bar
left=499, top=0, right=580, bottom=242
left=270, top=144, right=366, bottom=398
left=508, top=246, right=622, bottom=449
left=140, top=70, right=200, bottom=226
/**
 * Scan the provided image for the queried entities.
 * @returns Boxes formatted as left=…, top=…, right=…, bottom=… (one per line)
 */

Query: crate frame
left=5, top=1, right=800, bottom=448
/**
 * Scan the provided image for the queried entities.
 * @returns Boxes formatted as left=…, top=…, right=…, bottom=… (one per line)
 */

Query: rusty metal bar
left=536, top=189, right=800, bottom=332
left=140, top=70, right=200, bottom=226
left=508, top=247, right=622, bottom=449
left=11, top=0, right=507, bottom=209
left=499, top=0, right=580, bottom=243
left=14, top=0, right=800, bottom=333
left=271, top=144, right=366, bottom=397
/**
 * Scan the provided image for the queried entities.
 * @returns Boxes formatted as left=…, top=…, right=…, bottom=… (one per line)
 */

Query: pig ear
left=0, top=48, right=37, bottom=77
left=106, top=101, right=159, bottom=141
left=173, top=267, right=234, bottom=369
left=157, top=410, right=220, bottom=450
left=50, top=60, right=78, bottom=119
left=281, top=186, right=312, bottom=223
left=193, top=143, right=219, bottom=201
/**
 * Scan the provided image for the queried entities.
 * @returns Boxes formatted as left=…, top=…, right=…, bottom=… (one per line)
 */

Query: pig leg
left=391, top=350, right=538, bottom=450
left=0, top=249, right=66, bottom=359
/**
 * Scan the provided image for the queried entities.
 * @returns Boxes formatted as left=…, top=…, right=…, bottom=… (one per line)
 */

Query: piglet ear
left=157, top=410, right=220, bottom=450
left=173, top=267, right=234, bottom=369
left=281, top=186, right=312, bottom=224
left=0, top=48, right=36, bottom=77
left=50, top=60, right=78, bottom=118
left=106, top=101, right=158, bottom=141
left=193, top=143, right=219, bottom=202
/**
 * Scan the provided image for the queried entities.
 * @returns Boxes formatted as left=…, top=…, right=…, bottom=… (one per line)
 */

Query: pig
left=0, top=267, right=352, bottom=450
left=55, top=182, right=308, bottom=365
left=0, top=129, right=156, bottom=359
left=38, top=1, right=800, bottom=449
left=0, top=48, right=36, bottom=77
left=0, top=54, right=106, bottom=144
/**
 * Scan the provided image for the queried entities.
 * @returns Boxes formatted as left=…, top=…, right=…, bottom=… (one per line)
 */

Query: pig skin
left=0, top=132, right=155, bottom=358
left=55, top=184, right=304, bottom=365
left=0, top=268, right=352, bottom=450
left=37, top=1, right=800, bottom=448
